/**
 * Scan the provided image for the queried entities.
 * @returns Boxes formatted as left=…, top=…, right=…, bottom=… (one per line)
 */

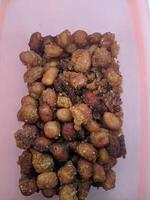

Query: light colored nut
left=71, top=49, right=91, bottom=72
left=42, top=67, right=58, bottom=86
left=41, top=88, right=57, bottom=106
left=56, top=108, right=72, bottom=122
left=37, top=172, right=58, bottom=189
left=72, top=30, right=88, bottom=46
left=56, top=29, right=71, bottom=48
left=85, top=120, right=101, bottom=133
left=90, top=129, right=109, bottom=148
left=19, top=51, right=42, bottom=66
left=98, top=148, right=110, bottom=164
left=103, top=112, right=121, bottom=130
left=59, top=184, right=78, bottom=200
left=44, top=121, right=61, bottom=139
left=44, top=43, right=63, bottom=58
left=57, top=96, right=72, bottom=108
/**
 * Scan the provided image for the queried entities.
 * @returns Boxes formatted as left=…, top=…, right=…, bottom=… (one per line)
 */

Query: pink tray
left=0, top=0, right=150, bottom=200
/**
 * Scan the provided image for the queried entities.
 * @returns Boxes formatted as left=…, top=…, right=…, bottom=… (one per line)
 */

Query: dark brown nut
left=63, top=71, right=87, bottom=89
left=42, top=35, right=54, bottom=46
left=71, top=49, right=91, bottom=72
left=57, top=96, right=72, bottom=108
left=106, top=68, right=122, bottom=87
left=59, top=184, right=78, bottom=200
left=17, top=151, right=33, bottom=175
left=70, top=104, right=92, bottom=127
left=56, top=29, right=71, bottom=48
left=77, top=159, right=92, bottom=179
left=65, top=43, right=77, bottom=54
left=93, top=163, right=106, bottom=183
left=104, top=158, right=117, bottom=171
left=72, top=30, right=88, bottom=46
left=21, top=95, right=38, bottom=107
left=31, top=150, right=54, bottom=173
left=24, top=66, right=43, bottom=84
left=37, top=171, right=58, bottom=189
left=42, top=188, right=56, bottom=198
left=102, top=169, right=116, bottom=190
left=17, top=104, right=39, bottom=123
left=42, top=67, right=58, bottom=86
left=58, top=161, right=77, bottom=184
left=85, top=120, right=101, bottom=133
left=44, top=43, right=63, bottom=58
left=100, top=32, right=115, bottom=49
left=15, top=125, right=38, bottom=149
left=41, top=88, right=57, bottom=106
left=98, top=148, right=110, bottom=164
left=103, top=112, right=121, bottom=130
left=92, top=47, right=112, bottom=67
left=28, top=32, right=42, bottom=51
left=82, top=91, right=99, bottom=108
left=56, top=108, right=72, bottom=122
left=111, top=41, right=120, bottom=58
left=77, top=180, right=91, bottom=200
left=76, top=143, right=97, bottom=162
left=90, top=129, right=109, bottom=148
left=50, top=143, right=69, bottom=161
left=107, top=135, right=121, bottom=158
left=88, top=44, right=97, bottom=55
left=62, top=123, right=76, bottom=141
left=68, top=141, right=79, bottom=152
left=88, top=32, right=101, bottom=44
left=28, top=82, right=45, bottom=99
left=44, top=121, right=60, bottom=139
left=19, top=176, right=37, bottom=196
left=39, top=104, right=53, bottom=122
left=34, top=136, right=52, bottom=152
left=19, top=51, right=42, bottom=66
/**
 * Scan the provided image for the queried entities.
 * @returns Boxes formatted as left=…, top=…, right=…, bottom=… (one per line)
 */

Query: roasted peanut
left=93, top=163, right=106, bottom=183
left=72, top=30, right=88, bottom=46
left=44, top=121, right=60, bottom=139
left=62, top=123, right=76, bottom=141
left=42, top=67, right=58, bottom=86
left=41, top=88, right=57, bottom=106
left=39, top=104, right=53, bottom=122
left=78, top=159, right=93, bottom=180
left=56, top=108, right=72, bottom=122
left=44, top=43, right=63, bottom=58
left=20, top=51, right=42, bottom=66
left=59, top=184, right=78, bottom=200
left=102, top=169, right=116, bottom=190
left=21, top=95, right=38, bottom=107
left=85, top=120, right=101, bottom=133
left=28, top=82, right=45, bottom=99
left=24, top=66, right=43, bottom=83
left=56, top=29, right=71, bottom=48
left=103, top=112, right=121, bottom=130
left=90, top=129, right=109, bottom=148
left=50, top=143, right=69, bottom=161
left=28, top=32, right=42, bottom=51
left=57, top=96, right=72, bottom=108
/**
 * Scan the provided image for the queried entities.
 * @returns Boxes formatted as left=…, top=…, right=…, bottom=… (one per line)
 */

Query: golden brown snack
left=58, top=161, right=77, bottom=184
left=44, top=121, right=61, bottom=139
left=59, top=184, right=78, bottom=200
left=15, top=30, right=126, bottom=199
left=31, top=150, right=54, bottom=173
left=76, top=143, right=97, bottom=162
left=77, top=159, right=93, bottom=180
left=37, top=171, right=58, bottom=189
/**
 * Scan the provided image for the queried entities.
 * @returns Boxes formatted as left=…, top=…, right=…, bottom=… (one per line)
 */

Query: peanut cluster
left=15, top=30, right=126, bottom=200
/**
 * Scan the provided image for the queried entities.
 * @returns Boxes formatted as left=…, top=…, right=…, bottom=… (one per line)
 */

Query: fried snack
left=14, top=30, right=126, bottom=200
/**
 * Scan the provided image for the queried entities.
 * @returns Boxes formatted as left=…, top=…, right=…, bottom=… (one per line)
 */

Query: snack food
left=15, top=30, right=126, bottom=199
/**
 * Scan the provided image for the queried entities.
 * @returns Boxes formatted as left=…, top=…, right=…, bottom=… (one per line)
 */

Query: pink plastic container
left=0, top=0, right=150, bottom=200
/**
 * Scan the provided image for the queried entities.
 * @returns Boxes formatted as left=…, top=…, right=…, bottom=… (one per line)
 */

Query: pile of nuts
left=15, top=30, right=126, bottom=200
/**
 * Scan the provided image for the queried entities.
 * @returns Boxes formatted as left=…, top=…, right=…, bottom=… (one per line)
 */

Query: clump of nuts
left=15, top=30, right=126, bottom=200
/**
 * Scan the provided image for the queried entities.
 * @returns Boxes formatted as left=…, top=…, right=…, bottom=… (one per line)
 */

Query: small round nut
left=90, top=129, right=109, bottom=148
left=58, top=161, right=77, bottom=184
left=44, top=43, right=63, bottom=58
left=62, top=123, right=76, bottom=141
left=103, top=112, right=121, bottom=130
left=42, top=188, right=56, bottom=198
left=37, top=171, right=58, bottom=189
left=56, top=108, right=72, bottom=122
left=34, top=136, right=52, bottom=152
left=59, top=184, right=78, bottom=200
left=88, top=32, right=101, bottom=44
left=78, top=159, right=93, bottom=180
left=102, top=169, right=116, bottom=190
left=93, top=163, right=106, bottom=183
left=17, top=104, right=39, bottom=123
left=72, top=30, right=88, bottom=46
left=71, top=49, right=91, bottom=72
left=44, top=121, right=61, bottom=139
left=77, top=143, right=97, bottom=162
left=42, top=67, right=58, bottom=86
left=56, top=29, right=71, bottom=48
left=21, top=95, right=37, bottom=107
left=19, top=51, right=42, bottom=66
left=39, top=104, right=53, bottom=122
left=98, top=148, right=110, bottom=164
left=41, top=88, right=57, bottom=107
left=50, top=143, right=69, bottom=161
left=24, top=66, right=43, bottom=84
left=85, top=120, right=101, bottom=133
left=28, top=82, right=45, bottom=99
left=28, top=32, right=42, bottom=51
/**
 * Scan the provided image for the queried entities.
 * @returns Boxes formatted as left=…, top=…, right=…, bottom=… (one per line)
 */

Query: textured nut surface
left=103, top=112, right=121, bottom=130
left=44, top=121, right=60, bottom=139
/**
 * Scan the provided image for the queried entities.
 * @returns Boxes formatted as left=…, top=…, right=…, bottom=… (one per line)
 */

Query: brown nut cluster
left=14, top=30, right=126, bottom=200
